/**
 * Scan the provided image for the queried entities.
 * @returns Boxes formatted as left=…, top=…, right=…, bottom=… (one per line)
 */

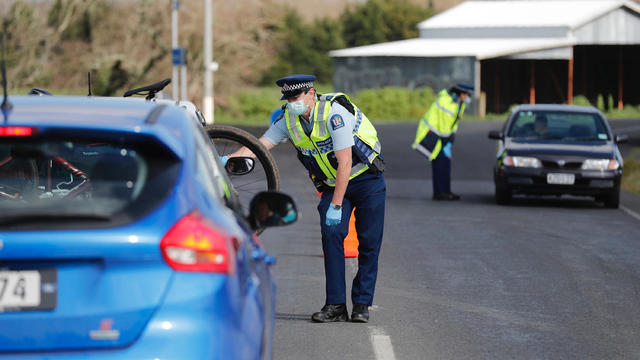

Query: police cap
left=276, top=74, right=316, bottom=100
left=451, top=83, right=474, bottom=95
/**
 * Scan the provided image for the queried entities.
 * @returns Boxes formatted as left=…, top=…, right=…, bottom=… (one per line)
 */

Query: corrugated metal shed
left=330, top=0, right=640, bottom=114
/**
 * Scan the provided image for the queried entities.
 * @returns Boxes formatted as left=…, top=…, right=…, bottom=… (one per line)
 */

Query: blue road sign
left=172, top=48, right=187, bottom=66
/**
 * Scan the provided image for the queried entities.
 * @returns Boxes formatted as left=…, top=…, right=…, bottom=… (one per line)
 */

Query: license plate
left=547, top=173, right=575, bottom=185
left=0, top=269, right=57, bottom=312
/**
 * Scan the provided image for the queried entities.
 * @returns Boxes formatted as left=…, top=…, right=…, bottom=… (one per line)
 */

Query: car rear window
left=508, top=111, right=610, bottom=140
left=0, top=137, right=179, bottom=229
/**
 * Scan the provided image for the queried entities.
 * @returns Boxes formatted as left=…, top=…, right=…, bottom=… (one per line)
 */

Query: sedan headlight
left=503, top=156, right=541, bottom=168
left=581, top=159, right=619, bottom=170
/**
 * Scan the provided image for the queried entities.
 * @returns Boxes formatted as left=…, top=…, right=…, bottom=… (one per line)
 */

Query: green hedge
left=214, top=87, right=640, bottom=125
left=352, top=87, right=436, bottom=121
left=215, top=85, right=436, bottom=124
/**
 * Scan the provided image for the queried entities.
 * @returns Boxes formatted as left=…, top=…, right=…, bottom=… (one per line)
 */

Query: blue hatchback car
left=0, top=96, right=297, bottom=359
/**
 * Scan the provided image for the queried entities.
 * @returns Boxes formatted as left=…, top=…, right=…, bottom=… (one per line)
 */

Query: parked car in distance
left=0, top=95, right=297, bottom=359
left=488, top=104, right=627, bottom=208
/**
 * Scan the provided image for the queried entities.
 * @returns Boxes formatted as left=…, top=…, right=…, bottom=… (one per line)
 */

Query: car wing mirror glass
left=248, top=191, right=298, bottom=230
left=488, top=130, right=504, bottom=140
left=225, top=157, right=255, bottom=175
left=614, top=134, right=628, bottom=144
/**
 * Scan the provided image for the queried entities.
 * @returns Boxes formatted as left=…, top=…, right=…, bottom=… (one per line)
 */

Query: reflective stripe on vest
left=322, top=162, right=369, bottom=185
left=287, top=110, right=302, bottom=142
left=420, top=116, right=453, bottom=138
left=434, top=99, right=455, bottom=118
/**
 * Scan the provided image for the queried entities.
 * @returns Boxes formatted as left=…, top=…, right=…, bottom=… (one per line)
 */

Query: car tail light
left=0, top=127, right=35, bottom=136
left=160, top=212, right=236, bottom=274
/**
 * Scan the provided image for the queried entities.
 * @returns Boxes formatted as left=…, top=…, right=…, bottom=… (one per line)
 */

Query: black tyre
left=603, top=188, right=620, bottom=209
left=495, top=183, right=511, bottom=205
left=206, top=124, right=280, bottom=212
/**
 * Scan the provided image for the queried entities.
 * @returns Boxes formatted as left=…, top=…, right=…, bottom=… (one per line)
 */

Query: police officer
left=235, top=74, right=386, bottom=323
left=412, top=83, right=473, bottom=200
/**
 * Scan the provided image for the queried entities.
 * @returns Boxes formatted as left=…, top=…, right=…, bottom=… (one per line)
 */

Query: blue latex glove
left=325, top=205, right=342, bottom=226
left=442, top=142, right=452, bottom=158
left=220, top=155, right=229, bottom=166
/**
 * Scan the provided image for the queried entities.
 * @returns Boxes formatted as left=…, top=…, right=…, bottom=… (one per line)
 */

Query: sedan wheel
left=603, top=188, right=620, bottom=209
left=495, top=183, right=511, bottom=205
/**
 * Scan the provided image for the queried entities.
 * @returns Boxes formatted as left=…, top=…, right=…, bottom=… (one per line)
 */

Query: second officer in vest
left=412, top=83, right=473, bottom=200
left=257, top=74, right=386, bottom=323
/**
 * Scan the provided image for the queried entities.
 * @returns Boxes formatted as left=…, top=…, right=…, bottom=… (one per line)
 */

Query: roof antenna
left=1, top=30, right=12, bottom=113
left=87, top=72, right=92, bottom=96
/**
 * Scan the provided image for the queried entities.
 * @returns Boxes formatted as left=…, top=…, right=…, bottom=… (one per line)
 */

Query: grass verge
left=622, top=148, right=640, bottom=195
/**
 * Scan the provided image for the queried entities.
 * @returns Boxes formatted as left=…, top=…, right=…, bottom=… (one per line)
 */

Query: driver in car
left=534, top=114, right=549, bottom=136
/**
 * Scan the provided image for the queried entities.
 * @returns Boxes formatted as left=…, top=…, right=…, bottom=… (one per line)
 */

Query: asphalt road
left=252, top=119, right=640, bottom=360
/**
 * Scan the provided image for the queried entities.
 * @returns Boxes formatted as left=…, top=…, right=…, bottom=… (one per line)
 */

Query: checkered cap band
left=281, top=81, right=313, bottom=92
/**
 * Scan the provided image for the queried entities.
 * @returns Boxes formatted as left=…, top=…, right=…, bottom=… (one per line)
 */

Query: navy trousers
left=317, top=172, right=386, bottom=306
left=431, top=152, right=451, bottom=195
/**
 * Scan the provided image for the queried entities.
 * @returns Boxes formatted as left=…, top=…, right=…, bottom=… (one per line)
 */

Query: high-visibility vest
left=285, top=92, right=382, bottom=186
left=412, top=89, right=466, bottom=160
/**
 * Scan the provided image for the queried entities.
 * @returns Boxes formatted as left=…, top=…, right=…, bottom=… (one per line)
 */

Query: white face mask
left=288, top=99, right=308, bottom=116
left=464, top=96, right=472, bottom=105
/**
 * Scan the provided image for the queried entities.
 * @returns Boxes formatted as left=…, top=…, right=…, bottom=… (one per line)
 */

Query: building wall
left=333, top=56, right=475, bottom=94
left=574, top=7, right=640, bottom=44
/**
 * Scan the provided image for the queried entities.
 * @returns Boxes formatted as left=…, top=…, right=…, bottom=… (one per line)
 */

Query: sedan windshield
left=508, top=111, right=610, bottom=141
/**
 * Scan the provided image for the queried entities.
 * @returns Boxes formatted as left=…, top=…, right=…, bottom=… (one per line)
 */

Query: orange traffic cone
left=344, top=209, right=358, bottom=258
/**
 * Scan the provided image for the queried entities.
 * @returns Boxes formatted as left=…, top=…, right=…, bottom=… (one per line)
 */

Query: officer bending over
left=412, top=83, right=473, bottom=201
left=228, top=74, right=386, bottom=323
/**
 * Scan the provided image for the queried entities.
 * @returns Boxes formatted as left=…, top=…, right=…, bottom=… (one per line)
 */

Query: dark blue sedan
left=489, top=104, right=628, bottom=208
left=0, top=96, right=296, bottom=359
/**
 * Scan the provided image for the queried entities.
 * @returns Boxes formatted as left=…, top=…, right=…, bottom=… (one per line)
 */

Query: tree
left=261, top=10, right=344, bottom=84
left=342, top=0, right=433, bottom=47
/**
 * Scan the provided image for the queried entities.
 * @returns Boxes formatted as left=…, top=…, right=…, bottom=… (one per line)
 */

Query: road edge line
left=621, top=205, right=640, bottom=222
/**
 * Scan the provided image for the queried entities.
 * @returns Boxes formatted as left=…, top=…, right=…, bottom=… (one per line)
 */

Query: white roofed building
left=329, top=0, right=640, bottom=115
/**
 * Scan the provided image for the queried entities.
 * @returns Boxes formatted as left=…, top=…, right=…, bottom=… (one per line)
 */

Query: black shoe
left=446, top=192, right=461, bottom=200
left=351, top=303, right=369, bottom=323
left=433, top=192, right=460, bottom=201
left=311, top=304, right=348, bottom=323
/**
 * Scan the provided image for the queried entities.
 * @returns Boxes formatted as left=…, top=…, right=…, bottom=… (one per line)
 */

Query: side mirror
left=614, top=134, right=628, bottom=144
left=225, top=157, right=255, bottom=175
left=248, top=191, right=298, bottom=230
left=488, top=130, right=504, bottom=140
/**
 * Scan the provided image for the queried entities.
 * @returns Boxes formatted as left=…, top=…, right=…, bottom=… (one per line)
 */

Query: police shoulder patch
left=330, top=114, right=345, bottom=130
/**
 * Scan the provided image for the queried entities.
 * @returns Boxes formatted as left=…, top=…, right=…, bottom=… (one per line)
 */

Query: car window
left=0, top=137, right=179, bottom=228
left=508, top=111, right=609, bottom=140
left=191, top=120, right=236, bottom=208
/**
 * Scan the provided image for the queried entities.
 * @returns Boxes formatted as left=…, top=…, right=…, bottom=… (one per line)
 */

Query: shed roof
left=418, top=0, right=640, bottom=30
left=329, top=37, right=575, bottom=60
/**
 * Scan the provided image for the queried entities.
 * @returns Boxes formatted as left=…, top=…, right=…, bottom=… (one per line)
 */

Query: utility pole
left=171, top=1, right=188, bottom=101
left=203, top=0, right=218, bottom=124
left=171, top=1, right=179, bottom=100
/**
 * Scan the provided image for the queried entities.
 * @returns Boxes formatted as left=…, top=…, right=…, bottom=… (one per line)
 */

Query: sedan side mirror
left=488, top=130, right=504, bottom=140
left=614, top=134, right=628, bottom=144
left=248, top=191, right=298, bottom=230
left=225, top=157, right=255, bottom=175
